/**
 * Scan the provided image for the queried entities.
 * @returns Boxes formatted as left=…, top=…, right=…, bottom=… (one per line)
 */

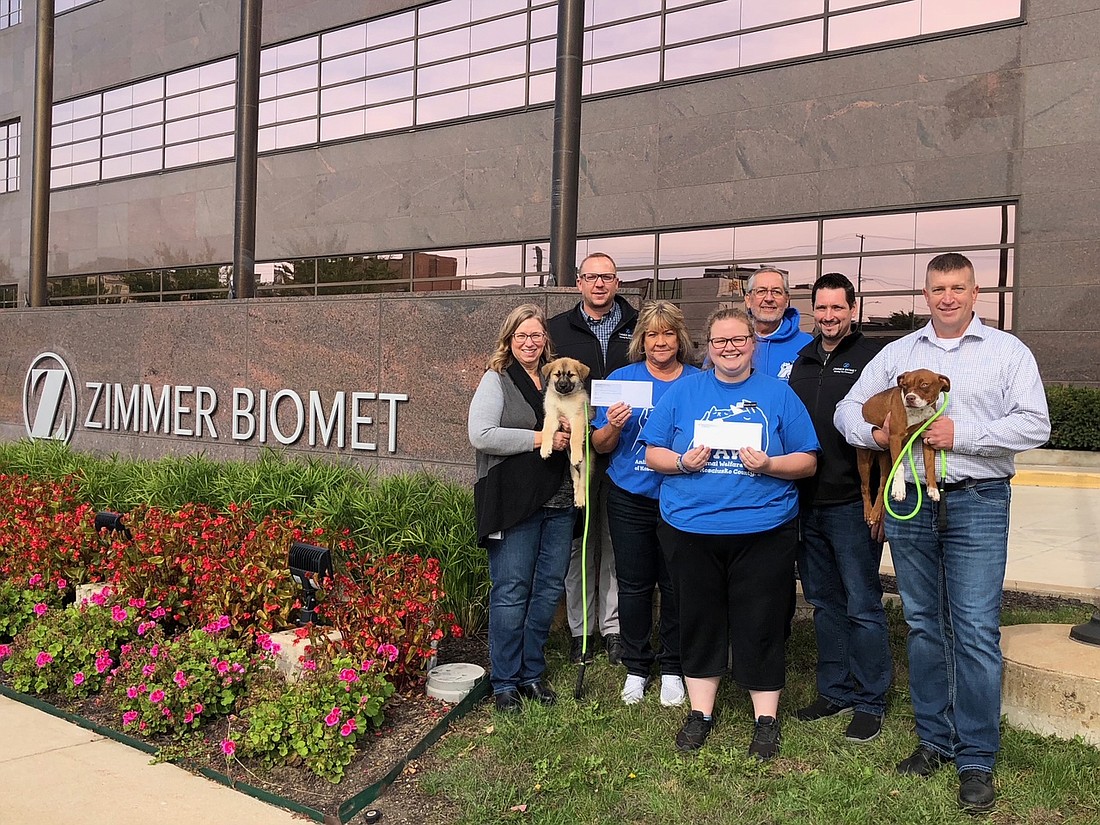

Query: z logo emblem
left=23, top=352, right=77, bottom=443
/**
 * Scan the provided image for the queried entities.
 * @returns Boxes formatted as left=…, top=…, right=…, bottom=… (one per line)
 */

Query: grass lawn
left=418, top=601, right=1100, bottom=824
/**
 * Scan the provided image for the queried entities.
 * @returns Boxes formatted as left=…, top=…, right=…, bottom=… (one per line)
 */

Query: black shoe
left=958, top=770, right=995, bottom=813
left=570, top=635, right=594, bottom=664
left=494, top=689, right=522, bottom=714
left=749, top=715, right=781, bottom=761
left=897, top=745, right=952, bottom=776
left=604, top=633, right=624, bottom=665
left=675, top=710, right=714, bottom=753
left=844, top=711, right=883, bottom=743
left=519, top=680, right=557, bottom=706
left=794, top=696, right=854, bottom=722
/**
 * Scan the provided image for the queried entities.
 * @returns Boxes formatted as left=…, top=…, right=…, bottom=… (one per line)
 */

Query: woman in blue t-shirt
left=640, top=307, right=819, bottom=760
left=592, top=300, right=700, bottom=708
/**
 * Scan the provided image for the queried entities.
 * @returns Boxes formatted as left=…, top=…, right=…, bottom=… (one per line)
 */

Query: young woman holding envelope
left=639, top=307, right=819, bottom=760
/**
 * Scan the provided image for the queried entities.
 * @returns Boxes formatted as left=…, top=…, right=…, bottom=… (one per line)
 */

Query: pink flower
left=56, top=578, right=67, bottom=590
left=33, top=602, right=48, bottom=616
left=141, top=664, right=156, bottom=678
left=324, top=707, right=342, bottom=727
left=122, top=711, right=138, bottom=725
left=28, top=574, right=43, bottom=587
left=301, top=659, right=317, bottom=671
left=128, top=597, right=146, bottom=609
left=150, top=607, right=166, bottom=619
left=0, top=644, right=11, bottom=659
left=111, top=605, right=128, bottom=622
left=161, top=707, right=172, bottom=717
left=360, top=659, right=375, bottom=671
left=137, top=621, right=155, bottom=636
left=173, top=671, right=188, bottom=688
left=149, top=689, right=165, bottom=704
left=95, top=655, right=112, bottom=674
left=72, top=672, right=85, bottom=686
left=340, top=719, right=357, bottom=737
left=91, top=591, right=107, bottom=606
left=377, top=643, right=399, bottom=663
left=339, top=668, right=359, bottom=683
left=35, top=651, right=53, bottom=668
left=216, top=661, right=229, bottom=674
left=221, top=739, right=236, bottom=756
left=183, top=711, right=195, bottom=724
left=149, top=644, right=159, bottom=659
left=127, top=686, right=139, bottom=699
left=192, top=703, right=204, bottom=714
left=217, top=615, right=231, bottom=631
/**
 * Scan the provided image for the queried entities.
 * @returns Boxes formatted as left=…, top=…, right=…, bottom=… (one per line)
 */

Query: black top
left=789, top=331, right=884, bottom=507
left=547, top=295, right=639, bottom=383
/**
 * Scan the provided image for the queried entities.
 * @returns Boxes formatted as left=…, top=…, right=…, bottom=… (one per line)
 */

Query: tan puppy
left=539, top=357, right=591, bottom=508
left=858, top=369, right=951, bottom=525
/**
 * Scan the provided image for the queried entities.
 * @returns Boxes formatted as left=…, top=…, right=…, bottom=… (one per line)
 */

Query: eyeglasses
left=751, top=287, right=787, bottom=298
left=578, top=272, right=617, bottom=283
left=512, top=332, right=546, bottom=344
left=708, top=335, right=752, bottom=348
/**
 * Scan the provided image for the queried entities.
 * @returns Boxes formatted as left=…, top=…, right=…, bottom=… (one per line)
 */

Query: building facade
left=1, top=0, right=1098, bottom=394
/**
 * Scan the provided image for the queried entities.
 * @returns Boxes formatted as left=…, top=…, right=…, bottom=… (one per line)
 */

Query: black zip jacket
left=789, top=332, right=884, bottom=507
left=547, top=296, right=638, bottom=383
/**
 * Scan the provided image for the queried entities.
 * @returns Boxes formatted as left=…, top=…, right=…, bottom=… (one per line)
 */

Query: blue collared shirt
left=833, top=314, right=1050, bottom=484
left=582, top=300, right=622, bottom=361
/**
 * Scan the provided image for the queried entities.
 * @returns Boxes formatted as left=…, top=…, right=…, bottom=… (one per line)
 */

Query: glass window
left=915, top=205, right=1013, bottom=249
left=659, top=227, right=736, bottom=265
left=529, top=38, right=555, bottom=73
left=320, top=109, right=366, bottom=142
left=470, top=45, right=526, bottom=84
left=321, top=81, right=367, bottom=114
left=587, top=0, right=661, bottom=27
left=665, top=1, right=741, bottom=46
left=471, top=0, right=526, bottom=23
left=470, top=13, right=527, bottom=52
left=665, top=35, right=740, bottom=80
left=829, top=1, right=919, bottom=51
left=1, top=120, right=19, bottom=194
left=419, top=58, right=472, bottom=95
left=366, top=72, right=414, bottom=105
left=740, top=19, right=822, bottom=66
left=365, top=99, right=414, bottom=133
left=822, top=213, right=916, bottom=255
left=366, top=40, right=415, bottom=76
left=321, top=52, right=367, bottom=88
left=420, top=27, right=472, bottom=64
left=366, top=10, right=414, bottom=46
left=417, top=89, right=470, bottom=124
left=470, top=76, right=525, bottom=115
left=577, top=234, right=656, bottom=269
left=735, top=220, right=818, bottom=260
left=1, top=0, right=21, bottom=29
left=589, top=52, right=661, bottom=94
left=588, top=17, right=661, bottom=61
left=741, top=0, right=822, bottom=29
left=419, top=0, right=471, bottom=35
left=530, top=5, right=557, bottom=39
left=528, top=71, right=555, bottom=105
left=321, top=23, right=367, bottom=59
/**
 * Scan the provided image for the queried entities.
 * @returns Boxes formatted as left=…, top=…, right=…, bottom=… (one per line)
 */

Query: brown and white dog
left=539, top=357, right=591, bottom=508
left=858, top=369, right=951, bottom=525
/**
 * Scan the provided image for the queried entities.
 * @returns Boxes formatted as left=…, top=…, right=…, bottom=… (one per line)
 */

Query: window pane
left=530, top=38, right=555, bottom=73
left=197, top=134, right=233, bottom=162
left=530, top=5, right=557, bottom=39
left=276, top=64, right=318, bottom=96
left=577, top=234, right=655, bottom=268
left=199, top=59, right=236, bottom=89
left=419, top=58, right=471, bottom=94
left=322, top=23, right=367, bottom=59
left=915, top=205, right=1014, bottom=249
left=417, top=89, right=469, bottom=124
left=320, top=109, right=365, bottom=141
left=741, top=19, right=821, bottom=65
left=165, top=142, right=199, bottom=167
left=198, top=84, right=235, bottom=112
left=272, top=37, right=318, bottom=70
left=321, top=80, right=367, bottom=113
left=165, top=117, right=200, bottom=144
left=366, top=99, right=414, bottom=132
left=472, top=0, right=526, bottom=22
left=469, top=76, right=525, bottom=114
left=132, top=78, right=164, bottom=105
left=165, top=91, right=200, bottom=120
left=659, top=227, right=736, bottom=265
left=276, top=91, right=318, bottom=121
left=366, top=40, right=415, bottom=75
left=366, top=10, right=414, bottom=46
left=528, top=71, right=555, bottom=104
left=829, top=1, right=919, bottom=50
left=665, top=0, right=741, bottom=46
left=588, top=0, right=661, bottom=26
left=321, top=52, right=367, bottom=87
left=735, top=220, right=818, bottom=259
left=419, top=0, right=471, bottom=35
left=822, top=213, right=915, bottom=255
left=274, top=119, right=317, bottom=148
left=742, top=0, right=822, bottom=29
left=921, top=0, right=1021, bottom=34
left=366, top=72, right=414, bottom=105
left=420, top=27, right=472, bottom=63
left=588, top=17, right=661, bottom=61
left=470, top=44, right=526, bottom=83
left=665, top=35, right=740, bottom=80
left=470, top=13, right=528, bottom=51
left=590, top=52, right=660, bottom=94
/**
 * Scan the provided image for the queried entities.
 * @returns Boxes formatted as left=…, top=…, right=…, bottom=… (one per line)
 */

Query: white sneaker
left=660, top=674, right=686, bottom=707
left=621, top=674, right=649, bottom=705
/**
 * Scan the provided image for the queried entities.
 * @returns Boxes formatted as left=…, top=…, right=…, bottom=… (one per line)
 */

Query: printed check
left=591, top=380, right=654, bottom=409
left=693, top=420, right=763, bottom=451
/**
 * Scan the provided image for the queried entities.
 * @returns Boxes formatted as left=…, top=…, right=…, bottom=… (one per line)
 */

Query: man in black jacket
left=789, top=272, right=892, bottom=744
left=548, top=252, right=638, bottom=664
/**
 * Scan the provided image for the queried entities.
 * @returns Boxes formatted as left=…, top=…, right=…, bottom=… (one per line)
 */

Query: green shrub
left=1045, top=384, right=1100, bottom=451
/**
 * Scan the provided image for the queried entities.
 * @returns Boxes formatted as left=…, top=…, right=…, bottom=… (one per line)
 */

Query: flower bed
left=0, top=470, right=470, bottom=804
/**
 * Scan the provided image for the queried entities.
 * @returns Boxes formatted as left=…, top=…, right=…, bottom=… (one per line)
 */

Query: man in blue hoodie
left=745, top=267, right=812, bottom=380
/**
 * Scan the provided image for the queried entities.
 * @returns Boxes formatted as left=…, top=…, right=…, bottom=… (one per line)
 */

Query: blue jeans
left=606, top=482, right=680, bottom=678
left=886, top=480, right=1011, bottom=774
left=798, top=500, right=892, bottom=715
left=486, top=506, right=576, bottom=694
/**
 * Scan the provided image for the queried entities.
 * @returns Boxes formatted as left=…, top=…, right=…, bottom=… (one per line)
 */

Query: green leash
left=884, top=392, right=950, bottom=520
left=574, top=403, right=593, bottom=701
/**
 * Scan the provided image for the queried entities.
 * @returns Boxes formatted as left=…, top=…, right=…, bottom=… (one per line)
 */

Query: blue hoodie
left=752, top=307, right=813, bottom=381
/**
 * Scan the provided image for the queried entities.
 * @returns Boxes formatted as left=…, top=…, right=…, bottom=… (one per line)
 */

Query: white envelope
left=590, top=379, right=654, bottom=409
left=693, top=420, right=763, bottom=451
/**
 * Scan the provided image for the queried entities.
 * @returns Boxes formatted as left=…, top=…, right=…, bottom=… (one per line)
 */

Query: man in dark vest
left=548, top=252, right=638, bottom=664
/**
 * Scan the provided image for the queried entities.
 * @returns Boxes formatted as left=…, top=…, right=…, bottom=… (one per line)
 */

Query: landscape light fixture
left=1069, top=609, right=1100, bottom=647
left=288, top=541, right=334, bottom=627
left=94, top=511, right=132, bottom=540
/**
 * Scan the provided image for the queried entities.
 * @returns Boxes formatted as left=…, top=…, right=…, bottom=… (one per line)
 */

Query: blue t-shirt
left=639, top=370, right=819, bottom=535
left=593, top=361, right=701, bottom=499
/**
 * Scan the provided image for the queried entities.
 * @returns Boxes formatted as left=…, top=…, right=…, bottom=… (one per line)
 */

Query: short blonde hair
left=486, top=304, right=555, bottom=373
left=628, top=300, right=695, bottom=364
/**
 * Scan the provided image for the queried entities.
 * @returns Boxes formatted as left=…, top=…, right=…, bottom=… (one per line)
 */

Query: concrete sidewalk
left=1, top=449, right=1096, bottom=825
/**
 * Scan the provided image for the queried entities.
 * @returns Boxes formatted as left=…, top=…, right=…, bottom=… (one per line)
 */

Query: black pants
left=658, top=518, right=798, bottom=691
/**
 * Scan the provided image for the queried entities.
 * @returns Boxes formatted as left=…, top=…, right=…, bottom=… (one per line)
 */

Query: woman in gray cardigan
left=468, top=304, right=575, bottom=713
